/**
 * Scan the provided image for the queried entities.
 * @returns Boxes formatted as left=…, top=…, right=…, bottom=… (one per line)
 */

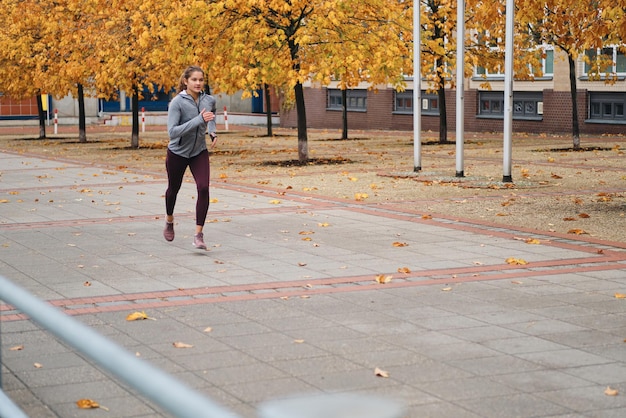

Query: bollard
left=141, top=107, right=145, bottom=132
left=223, top=105, right=229, bottom=131
left=258, top=393, right=406, bottom=418
left=53, top=109, right=58, bottom=134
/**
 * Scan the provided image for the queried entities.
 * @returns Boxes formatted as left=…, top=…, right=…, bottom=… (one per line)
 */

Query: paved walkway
left=1, top=145, right=626, bottom=418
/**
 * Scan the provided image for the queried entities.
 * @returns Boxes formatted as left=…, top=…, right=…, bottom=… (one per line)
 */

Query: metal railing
left=0, top=275, right=241, bottom=418
left=0, top=274, right=405, bottom=418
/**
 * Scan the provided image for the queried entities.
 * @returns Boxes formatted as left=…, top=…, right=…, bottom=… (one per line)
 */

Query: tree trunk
left=131, top=86, right=139, bottom=149
left=78, top=83, right=87, bottom=143
left=289, top=38, right=308, bottom=162
left=341, top=89, right=348, bottom=140
left=264, top=84, right=273, bottom=137
left=437, top=84, right=448, bottom=144
left=294, top=81, right=308, bottom=162
left=36, top=93, right=46, bottom=139
left=567, top=54, right=581, bottom=149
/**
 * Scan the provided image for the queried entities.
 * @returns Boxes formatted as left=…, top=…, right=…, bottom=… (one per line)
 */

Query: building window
left=584, top=46, right=626, bottom=76
left=327, top=89, right=367, bottom=111
left=589, top=92, right=626, bottom=122
left=475, top=65, right=503, bottom=78
left=394, top=91, right=439, bottom=115
left=478, top=91, right=543, bottom=119
left=476, top=46, right=554, bottom=79
left=543, top=49, right=554, bottom=76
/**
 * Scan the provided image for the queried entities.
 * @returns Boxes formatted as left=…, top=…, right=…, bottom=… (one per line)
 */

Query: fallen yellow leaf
left=374, top=367, right=389, bottom=378
left=10, top=345, right=24, bottom=351
left=604, top=386, right=619, bottom=396
left=615, top=293, right=626, bottom=299
left=525, top=238, right=541, bottom=245
left=567, top=228, right=587, bottom=235
left=269, top=199, right=282, bottom=204
left=375, top=274, right=392, bottom=284
left=203, top=327, right=213, bottom=333
left=505, top=257, right=528, bottom=265
left=173, top=342, right=193, bottom=348
left=293, top=339, right=305, bottom=344
left=125, top=311, right=155, bottom=321
left=76, top=399, right=109, bottom=410
left=441, top=287, right=453, bottom=291
left=397, top=267, right=411, bottom=274
left=354, top=193, right=369, bottom=201
left=392, top=242, right=408, bottom=247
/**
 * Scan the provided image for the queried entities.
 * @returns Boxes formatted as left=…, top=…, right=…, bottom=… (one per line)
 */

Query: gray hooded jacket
left=167, top=91, right=217, bottom=158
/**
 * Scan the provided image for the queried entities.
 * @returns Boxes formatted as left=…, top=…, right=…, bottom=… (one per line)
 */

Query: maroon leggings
left=165, top=149, right=210, bottom=226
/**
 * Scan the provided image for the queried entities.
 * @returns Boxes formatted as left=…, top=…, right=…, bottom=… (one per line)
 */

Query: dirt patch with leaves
left=1, top=127, right=625, bottom=243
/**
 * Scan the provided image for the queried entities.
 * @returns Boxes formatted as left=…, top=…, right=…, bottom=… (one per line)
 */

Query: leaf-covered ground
left=1, top=126, right=625, bottom=243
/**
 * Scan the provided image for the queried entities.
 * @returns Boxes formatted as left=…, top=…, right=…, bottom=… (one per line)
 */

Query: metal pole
left=413, top=0, right=422, bottom=172
left=0, top=390, right=29, bottom=418
left=455, top=0, right=465, bottom=177
left=502, top=0, right=515, bottom=182
left=0, top=275, right=241, bottom=418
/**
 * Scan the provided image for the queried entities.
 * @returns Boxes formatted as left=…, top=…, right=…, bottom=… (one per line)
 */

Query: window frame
left=588, top=92, right=626, bottom=123
left=393, top=90, right=440, bottom=116
left=327, top=89, right=367, bottom=112
left=477, top=91, right=543, bottom=120
left=584, top=46, right=626, bottom=77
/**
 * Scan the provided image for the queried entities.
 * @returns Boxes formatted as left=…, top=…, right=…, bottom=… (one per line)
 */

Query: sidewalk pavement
left=1, top=147, right=625, bottom=418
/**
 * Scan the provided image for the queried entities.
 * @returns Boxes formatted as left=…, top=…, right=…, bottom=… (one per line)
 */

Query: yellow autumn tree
left=90, top=0, right=184, bottom=147
left=42, top=0, right=111, bottom=142
left=185, top=0, right=411, bottom=162
left=0, top=0, right=184, bottom=145
left=304, top=0, right=412, bottom=139
left=0, top=0, right=58, bottom=138
left=516, top=0, right=612, bottom=149
left=419, top=0, right=548, bottom=144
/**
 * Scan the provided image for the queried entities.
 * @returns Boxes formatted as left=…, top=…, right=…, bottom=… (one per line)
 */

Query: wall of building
left=280, top=86, right=625, bottom=136
left=281, top=49, right=625, bottom=136
left=0, top=96, right=39, bottom=119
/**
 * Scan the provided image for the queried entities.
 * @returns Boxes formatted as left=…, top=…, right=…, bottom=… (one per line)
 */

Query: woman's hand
left=209, top=133, right=218, bottom=148
left=200, top=108, right=215, bottom=122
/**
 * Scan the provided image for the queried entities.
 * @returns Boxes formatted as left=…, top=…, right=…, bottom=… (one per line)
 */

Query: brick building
left=279, top=49, right=626, bottom=136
